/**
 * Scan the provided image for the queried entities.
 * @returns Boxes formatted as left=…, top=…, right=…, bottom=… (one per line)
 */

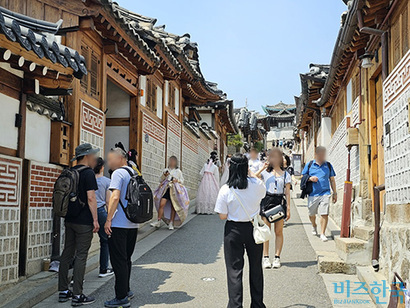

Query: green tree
left=228, top=134, right=244, bottom=151
left=253, top=141, right=264, bottom=152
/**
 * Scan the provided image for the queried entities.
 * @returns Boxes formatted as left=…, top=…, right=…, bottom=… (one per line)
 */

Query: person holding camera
left=255, top=148, right=291, bottom=269
left=214, top=153, right=267, bottom=308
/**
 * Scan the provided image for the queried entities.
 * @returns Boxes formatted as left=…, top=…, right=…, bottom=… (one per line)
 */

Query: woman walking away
left=220, top=154, right=232, bottom=187
left=93, top=158, right=114, bottom=278
left=151, top=156, right=189, bottom=230
left=196, top=154, right=220, bottom=214
left=256, top=148, right=291, bottom=269
left=215, top=153, right=267, bottom=308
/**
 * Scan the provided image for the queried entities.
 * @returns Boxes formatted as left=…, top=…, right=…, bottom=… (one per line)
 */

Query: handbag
left=388, top=272, right=407, bottom=308
left=263, top=203, right=285, bottom=223
left=230, top=188, right=272, bottom=244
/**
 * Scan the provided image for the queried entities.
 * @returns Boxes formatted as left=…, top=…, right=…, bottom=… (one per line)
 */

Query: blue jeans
left=97, top=206, right=109, bottom=272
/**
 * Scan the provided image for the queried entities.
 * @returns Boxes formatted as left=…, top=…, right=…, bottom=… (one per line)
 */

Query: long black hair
left=227, top=153, right=249, bottom=189
left=93, top=157, right=105, bottom=174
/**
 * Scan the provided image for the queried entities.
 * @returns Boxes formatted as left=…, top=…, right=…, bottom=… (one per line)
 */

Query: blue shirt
left=96, top=176, right=111, bottom=208
left=109, top=166, right=139, bottom=229
left=302, top=160, right=336, bottom=196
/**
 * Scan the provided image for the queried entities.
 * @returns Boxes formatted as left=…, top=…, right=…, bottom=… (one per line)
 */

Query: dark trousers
left=108, top=227, right=138, bottom=300
left=58, top=222, right=93, bottom=295
left=224, top=221, right=265, bottom=308
left=97, top=207, right=109, bottom=272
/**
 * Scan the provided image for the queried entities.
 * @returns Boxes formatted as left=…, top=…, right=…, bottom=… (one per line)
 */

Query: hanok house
left=0, top=0, right=235, bottom=286
left=296, top=0, right=410, bottom=285
left=0, top=6, right=86, bottom=284
left=233, top=107, right=265, bottom=147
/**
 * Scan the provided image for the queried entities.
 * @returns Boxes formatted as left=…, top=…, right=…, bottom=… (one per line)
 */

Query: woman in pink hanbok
left=151, top=156, right=190, bottom=230
left=196, top=154, right=220, bottom=214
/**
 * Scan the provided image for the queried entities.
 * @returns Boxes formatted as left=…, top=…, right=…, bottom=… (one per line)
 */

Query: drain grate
left=201, top=277, right=216, bottom=282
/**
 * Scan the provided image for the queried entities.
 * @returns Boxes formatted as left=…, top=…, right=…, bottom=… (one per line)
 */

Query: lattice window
left=80, top=41, right=100, bottom=99
left=168, top=83, right=175, bottom=111
left=147, top=79, right=157, bottom=112
left=392, top=19, right=401, bottom=67
left=402, top=6, right=409, bottom=56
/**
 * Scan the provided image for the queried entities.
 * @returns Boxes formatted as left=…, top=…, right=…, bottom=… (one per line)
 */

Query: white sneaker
left=272, top=257, right=281, bottom=268
left=262, top=257, right=271, bottom=269
left=168, top=222, right=174, bottom=230
left=98, top=269, right=114, bottom=278
left=320, top=234, right=328, bottom=242
left=312, top=226, right=318, bottom=236
left=150, top=220, right=161, bottom=228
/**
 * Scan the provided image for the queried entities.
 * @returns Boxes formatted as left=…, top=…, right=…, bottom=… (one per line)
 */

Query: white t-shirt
left=214, top=178, right=266, bottom=222
left=162, top=168, right=184, bottom=184
left=249, top=159, right=263, bottom=173
left=261, top=170, right=291, bottom=194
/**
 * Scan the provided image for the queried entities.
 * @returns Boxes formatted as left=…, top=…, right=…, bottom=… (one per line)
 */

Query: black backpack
left=52, top=166, right=88, bottom=217
left=119, top=167, right=154, bottom=223
left=300, top=161, right=332, bottom=199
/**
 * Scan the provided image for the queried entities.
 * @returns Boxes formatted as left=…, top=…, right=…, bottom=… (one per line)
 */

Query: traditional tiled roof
left=196, top=100, right=239, bottom=134
left=262, top=102, right=296, bottom=115
left=0, top=6, right=87, bottom=78
left=26, top=93, right=64, bottom=120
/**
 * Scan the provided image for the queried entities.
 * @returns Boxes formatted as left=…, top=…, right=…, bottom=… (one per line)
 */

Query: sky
left=119, top=0, right=347, bottom=113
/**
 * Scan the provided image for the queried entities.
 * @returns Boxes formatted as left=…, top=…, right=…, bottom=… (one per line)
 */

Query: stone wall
left=166, top=113, right=181, bottom=162
left=182, top=128, right=200, bottom=199
left=27, top=162, right=62, bottom=276
left=141, top=113, right=166, bottom=190
left=380, top=49, right=410, bottom=282
left=0, top=155, right=22, bottom=285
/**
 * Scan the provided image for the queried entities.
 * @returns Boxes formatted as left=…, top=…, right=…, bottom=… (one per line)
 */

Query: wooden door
left=370, top=74, right=385, bottom=209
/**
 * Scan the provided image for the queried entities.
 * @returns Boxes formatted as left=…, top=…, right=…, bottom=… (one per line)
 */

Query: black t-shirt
left=65, top=165, right=98, bottom=225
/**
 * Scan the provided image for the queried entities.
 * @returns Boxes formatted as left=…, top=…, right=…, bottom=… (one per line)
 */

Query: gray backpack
left=52, top=166, right=87, bottom=217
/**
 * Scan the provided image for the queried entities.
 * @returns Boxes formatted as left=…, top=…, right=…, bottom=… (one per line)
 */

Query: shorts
left=307, top=195, right=330, bottom=216
left=162, top=188, right=171, bottom=201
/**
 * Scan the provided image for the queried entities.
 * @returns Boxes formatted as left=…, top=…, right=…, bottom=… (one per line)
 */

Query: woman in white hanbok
left=196, top=155, right=220, bottom=214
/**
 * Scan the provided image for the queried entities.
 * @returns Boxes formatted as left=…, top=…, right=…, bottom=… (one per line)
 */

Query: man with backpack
left=104, top=148, right=139, bottom=308
left=57, top=143, right=99, bottom=306
left=301, top=146, right=337, bottom=242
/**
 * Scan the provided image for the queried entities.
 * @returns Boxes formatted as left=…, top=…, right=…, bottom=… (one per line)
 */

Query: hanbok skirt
left=196, top=172, right=219, bottom=214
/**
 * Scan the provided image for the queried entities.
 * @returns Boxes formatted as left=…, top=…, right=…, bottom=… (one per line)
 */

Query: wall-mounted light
left=360, top=52, right=374, bottom=69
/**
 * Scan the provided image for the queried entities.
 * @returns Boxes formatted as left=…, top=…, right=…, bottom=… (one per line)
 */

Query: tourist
left=93, top=157, right=114, bottom=278
left=220, top=154, right=232, bottom=187
left=256, top=148, right=291, bottom=269
left=58, top=143, right=99, bottom=306
left=104, top=148, right=138, bottom=308
left=151, top=156, right=189, bottom=230
left=302, top=146, right=337, bottom=242
left=248, top=147, right=263, bottom=173
left=215, top=153, right=267, bottom=308
left=196, top=153, right=220, bottom=214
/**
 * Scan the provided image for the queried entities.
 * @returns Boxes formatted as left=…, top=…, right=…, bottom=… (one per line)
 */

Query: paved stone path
left=37, top=200, right=333, bottom=308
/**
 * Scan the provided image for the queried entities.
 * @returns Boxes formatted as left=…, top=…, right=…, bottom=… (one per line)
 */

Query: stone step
left=356, top=266, right=389, bottom=308
left=317, top=251, right=356, bottom=275
left=353, top=226, right=374, bottom=241
left=335, top=237, right=371, bottom=265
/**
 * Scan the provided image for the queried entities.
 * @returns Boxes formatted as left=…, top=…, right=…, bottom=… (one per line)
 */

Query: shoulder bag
left=230, top=187, right=272, bottom=244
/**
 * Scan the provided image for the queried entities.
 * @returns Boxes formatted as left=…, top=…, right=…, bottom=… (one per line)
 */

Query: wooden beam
left=25, top=72, right=73, bottom=89
left=79, top=17, right=95, bottom=31
left=106, top=117, right=130, bottom=126
left=103, top=41, right=118, bottom=55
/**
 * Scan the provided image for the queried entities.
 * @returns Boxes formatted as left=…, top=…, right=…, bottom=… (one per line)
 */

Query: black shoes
left=71, top=294, right=96, bottom=306
left=59, top=290, right=73, bottom=302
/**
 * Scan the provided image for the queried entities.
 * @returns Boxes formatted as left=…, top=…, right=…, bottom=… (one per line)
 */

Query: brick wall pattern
left=80, top=100, right=104, bottom=155
left=182, top=128, right=200, bottom=199
left=0, top=155, right=21, bottom=285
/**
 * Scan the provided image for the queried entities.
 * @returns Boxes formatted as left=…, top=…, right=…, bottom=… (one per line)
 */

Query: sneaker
left=99, top=268, right=114, bottom=278
left=320, top=234, right=328, bottom=242
left=104, top=297, right=130, bottom=308
left=127, top=290, right=134, bottom=300
left=150, top=220, right=161, bottom=228
left=71, top=294, right=95, bottom=306
left=262, top=257, right=271, bottom=269
left=59, top=290, right=73, bottom=302
left=168, top=222, right=174, bottom=230
left=312, top=226, right=318, bottom=236
left=272, top=257, right=281, bottom=268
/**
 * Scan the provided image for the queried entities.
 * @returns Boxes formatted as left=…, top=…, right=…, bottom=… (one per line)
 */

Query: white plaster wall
left=25, top=110, right=51, bottom=163
left=175, top=88, right=180, bottom=116
left=320, top=117, right=332, bottom=148
left=164, top=81, right=169, bottom=107
left=0, top=93, right=19, bottom=150
left=106, top=80, right=130, bottom=118
left=156, top=86, right=163, bottom=119
left=200, top=113, right=213, bottom=128
left=139, top=76, right=146, bottom=106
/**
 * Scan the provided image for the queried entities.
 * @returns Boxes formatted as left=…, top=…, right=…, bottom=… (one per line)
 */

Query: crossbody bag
left=230, top=187, right=272, bottom=244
